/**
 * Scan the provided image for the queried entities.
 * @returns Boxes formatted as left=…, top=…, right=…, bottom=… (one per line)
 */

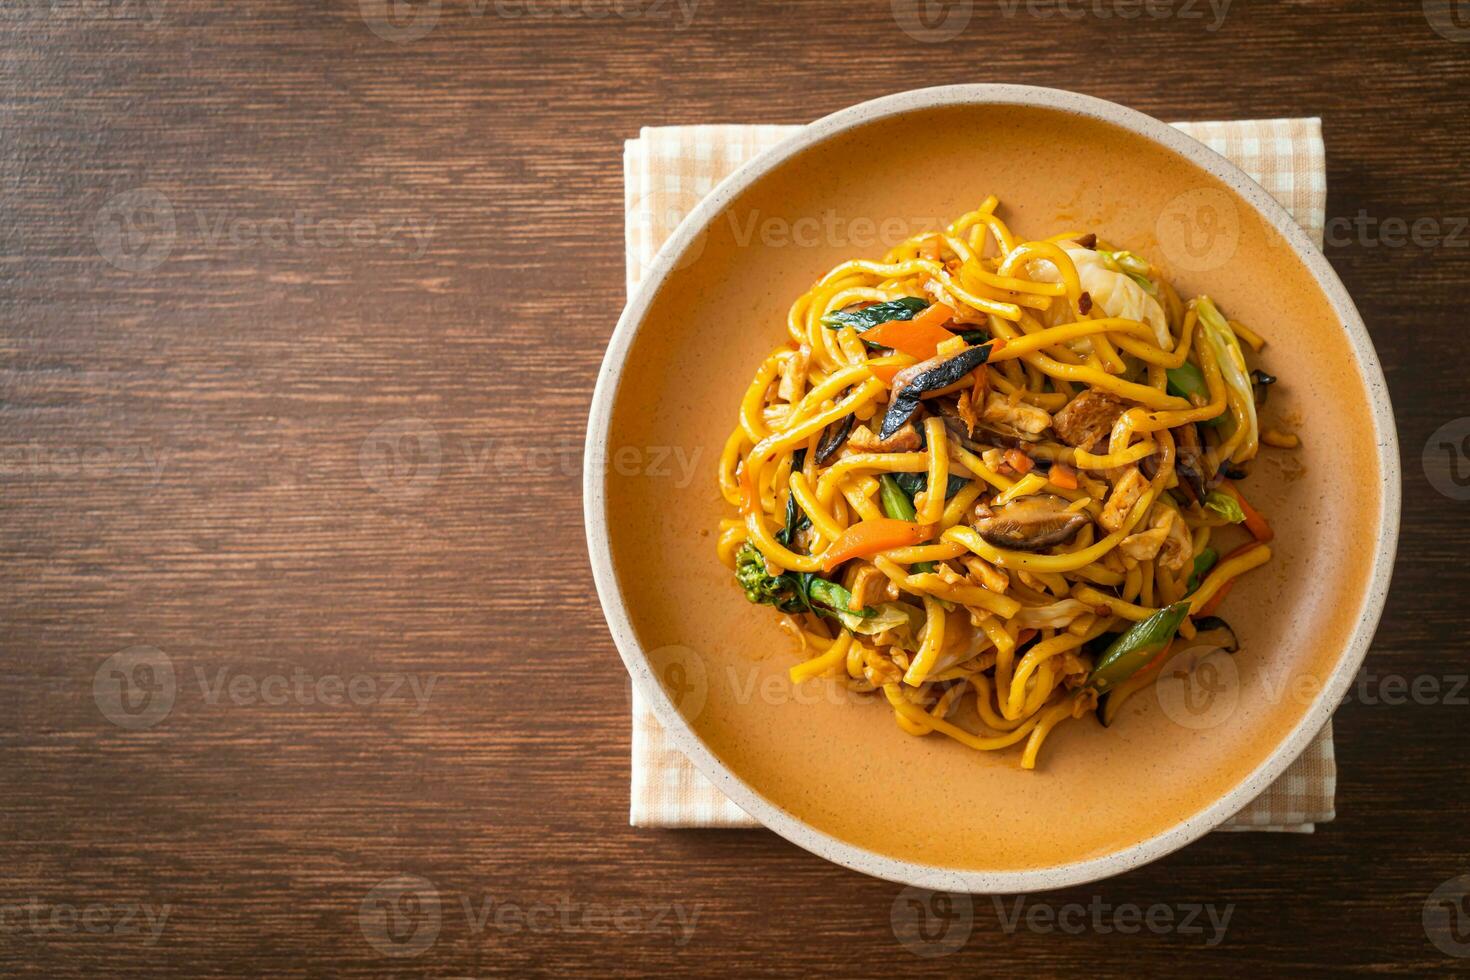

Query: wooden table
left=3, top=1, right=1467, bottom=974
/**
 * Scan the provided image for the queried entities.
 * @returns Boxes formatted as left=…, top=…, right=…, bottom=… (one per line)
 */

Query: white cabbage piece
left=1195, top=297, right=1259, bottom=462
left=842, top=600, right=923, bottom=649
left=1032, top=246, right=1172, bottom=350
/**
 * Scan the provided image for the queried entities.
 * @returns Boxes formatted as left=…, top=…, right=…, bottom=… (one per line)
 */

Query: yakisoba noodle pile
left=716, top=195, right=1297, bottom=769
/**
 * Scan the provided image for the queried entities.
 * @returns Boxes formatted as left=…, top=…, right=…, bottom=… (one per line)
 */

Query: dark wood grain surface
left=2, top=0, right=1468, bottom=975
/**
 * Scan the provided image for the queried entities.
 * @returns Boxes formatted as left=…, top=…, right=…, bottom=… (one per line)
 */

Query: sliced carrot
left=1221, top=481, right=1273, bottom=542
left=1004, top=449, right=1035, bottom=475
left=1132, top=639, right=1176, bottom=683
left=971, top=364, right=989, bottom=405
left=819, top=518, right=933, bottom=573
left=1196, top=580, right=1235, bottom=618
left=1049, top=462, right=1080, bottom=490
left=861, top=302, right=956, bottom=361
left=1194, top=540, right=1261, bottom=616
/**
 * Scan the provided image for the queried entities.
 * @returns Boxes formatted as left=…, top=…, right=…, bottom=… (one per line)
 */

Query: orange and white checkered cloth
left=623, top=117, right=1335, bottom=833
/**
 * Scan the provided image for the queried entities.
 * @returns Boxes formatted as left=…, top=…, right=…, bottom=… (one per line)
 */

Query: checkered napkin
left=623, top=117, right=1335, bottom=833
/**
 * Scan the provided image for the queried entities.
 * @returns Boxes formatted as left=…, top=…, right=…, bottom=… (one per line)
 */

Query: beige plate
left=585, top=86, right=1398, bottom=892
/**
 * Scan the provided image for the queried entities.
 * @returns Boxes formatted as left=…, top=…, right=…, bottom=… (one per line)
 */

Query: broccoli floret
left=735, top=542, right=805, bottom=613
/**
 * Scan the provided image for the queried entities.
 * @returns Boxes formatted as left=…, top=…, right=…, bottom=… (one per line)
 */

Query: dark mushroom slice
left=814, top=410, right=855, bottom=465
left=1250, top=368, right=1277, bottom=406
left=972, top=493, right=1089, bottom=552
left=879, top=343, right=993, bottom=439
left=1191, top=616, right=1239, bottom=654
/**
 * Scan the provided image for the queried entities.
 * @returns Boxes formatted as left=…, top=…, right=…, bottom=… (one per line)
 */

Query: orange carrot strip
left=861, top=303, right=957, bottom=360
left=1221, top=481, right=1273, bottom=542
left=1196, top=581, right=1234, bottom=618
left=1004, top=449, right=1035, bottom=475
left=971, top=364, right=989, bottom=406
left=1049, top=463, right=1079, bottom=490
left=819, top=518, right=933, bottom=572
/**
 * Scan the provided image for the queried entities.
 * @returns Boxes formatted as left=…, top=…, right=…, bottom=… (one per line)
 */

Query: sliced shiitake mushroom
left=879, top=344, right=993, bottom=439
left=972, top=494, right=1089, bottom=552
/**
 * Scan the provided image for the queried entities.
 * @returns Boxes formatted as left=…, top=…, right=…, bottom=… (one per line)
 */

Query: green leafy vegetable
left=735, top=542, right=805, bottom=613
left=878, top=474, right=933, bottom=573
left=820, top=297, right=928, bottom=333
left=878, top=474, right=918, bottom=521
left=1087, top=601, right=1192, bottom=693
left=1203, top=490, right=1246, bottom=524
left=1099, top=249, right=1158, bottom=295
left=1165, top=362, right=1224, bottom=427
left=734, top=542, right=874, bottom=624
left=1186, top=546, right=1218, bottom=593
left=1165, top=362, right=1207, bottom=400
left=776, top=449, right=812, bottom=547
left=892, top=471, right=970, bottom=500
